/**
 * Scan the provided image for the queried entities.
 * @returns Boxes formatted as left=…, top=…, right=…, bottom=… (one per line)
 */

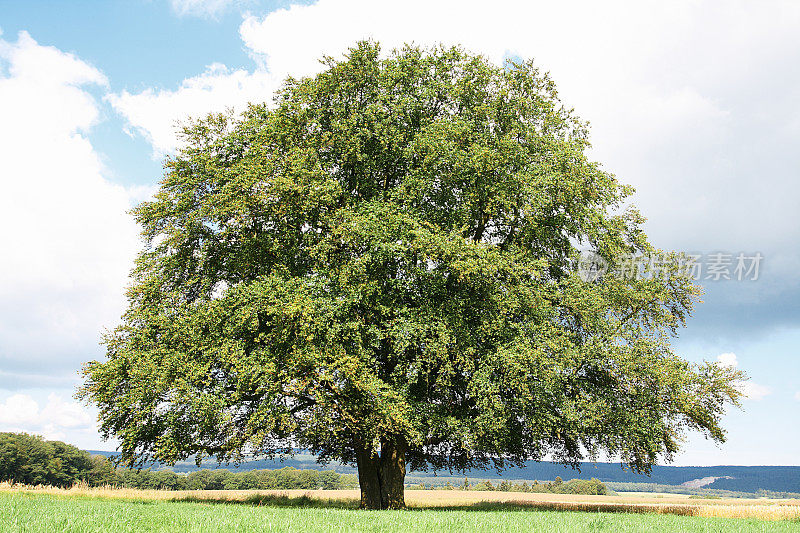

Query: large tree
left=81, top=42, right=741, bottom=509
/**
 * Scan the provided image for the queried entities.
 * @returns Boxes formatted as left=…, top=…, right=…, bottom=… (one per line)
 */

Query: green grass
left=0, top=492, right=797, bottom=532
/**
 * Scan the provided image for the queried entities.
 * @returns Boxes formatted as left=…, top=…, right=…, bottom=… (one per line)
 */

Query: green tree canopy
left=80, top=41, right=741, bottom=509
left=0, top=432, right=92, bottom=487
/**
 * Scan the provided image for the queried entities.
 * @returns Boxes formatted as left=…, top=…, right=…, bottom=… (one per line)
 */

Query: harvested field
left=3, top=485, right=798, bottom=521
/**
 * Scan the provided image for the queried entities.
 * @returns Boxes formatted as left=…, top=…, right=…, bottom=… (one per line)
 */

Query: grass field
left=1, top=488, right=799, bottom=532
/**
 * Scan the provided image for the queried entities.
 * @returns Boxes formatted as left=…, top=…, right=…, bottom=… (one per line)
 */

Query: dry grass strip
left=2, top=484, right=798, bottom=521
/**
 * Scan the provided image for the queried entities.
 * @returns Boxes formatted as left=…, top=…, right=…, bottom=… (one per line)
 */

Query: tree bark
left=355, top=445, right=383, bottom=510
left=355, top=438, right=407, bottom=510
left=379, top=439, right=407, bottom=509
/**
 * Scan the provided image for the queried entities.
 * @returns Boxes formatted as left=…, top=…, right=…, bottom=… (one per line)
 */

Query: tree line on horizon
left=1, top=432, right=618, bottom=495
left=0, top=432, right=91, bottom=487
left=0, top=433, right=356, bottom=490
left=410, top=476, right=611, bottom=495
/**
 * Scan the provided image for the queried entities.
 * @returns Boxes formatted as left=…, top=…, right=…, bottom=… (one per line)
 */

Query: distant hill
left=86, top=450, right=799, bottom=494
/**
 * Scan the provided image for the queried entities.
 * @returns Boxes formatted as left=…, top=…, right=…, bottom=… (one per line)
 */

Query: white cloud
left=794, top=391, right=800, bottom=401
left=716, top=352, right=739, bottom=368
left=108, top=63, right=279, bottom=156
left=0, top=393, right=94, bottom=441
left=0, top=394, right=39, bottom=426
left=0, top=32, right=140, bottom=388
left=736, top=381, right=771, bottom=402
left=715, top=353, right=771, bottom=401
left=170, top=0, right=235, bottom=18
left=120, top=0, right=726, bottom=160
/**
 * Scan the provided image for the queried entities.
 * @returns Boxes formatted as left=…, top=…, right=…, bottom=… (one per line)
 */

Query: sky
left=0, top=0, right=798, bottom=466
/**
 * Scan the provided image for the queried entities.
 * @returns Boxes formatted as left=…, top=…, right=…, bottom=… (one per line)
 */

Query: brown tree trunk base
left=355, top=438, right=407, bottom=510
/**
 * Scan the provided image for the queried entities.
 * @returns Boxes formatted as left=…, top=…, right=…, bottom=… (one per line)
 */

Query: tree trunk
left=355, top=445, right=383, bottom=510
left=379, top=438, right=406, bottom=509
left=355, top=438, right=407, bottom=510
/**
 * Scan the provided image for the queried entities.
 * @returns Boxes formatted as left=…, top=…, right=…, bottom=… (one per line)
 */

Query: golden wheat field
left=2, top=484, right=798, bottom=521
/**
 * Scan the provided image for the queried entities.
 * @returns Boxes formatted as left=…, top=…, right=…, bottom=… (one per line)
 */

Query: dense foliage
left=81, top=41, right=742, bottom=508
left=0, top=433, right=92, bottom=487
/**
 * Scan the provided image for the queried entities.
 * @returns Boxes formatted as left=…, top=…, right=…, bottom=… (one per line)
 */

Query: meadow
left=1, top=487, right=799, bottom=532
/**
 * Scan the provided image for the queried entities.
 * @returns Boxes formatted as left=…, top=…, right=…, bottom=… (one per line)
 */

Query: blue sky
left=0, top=0, right=798, bottom=466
